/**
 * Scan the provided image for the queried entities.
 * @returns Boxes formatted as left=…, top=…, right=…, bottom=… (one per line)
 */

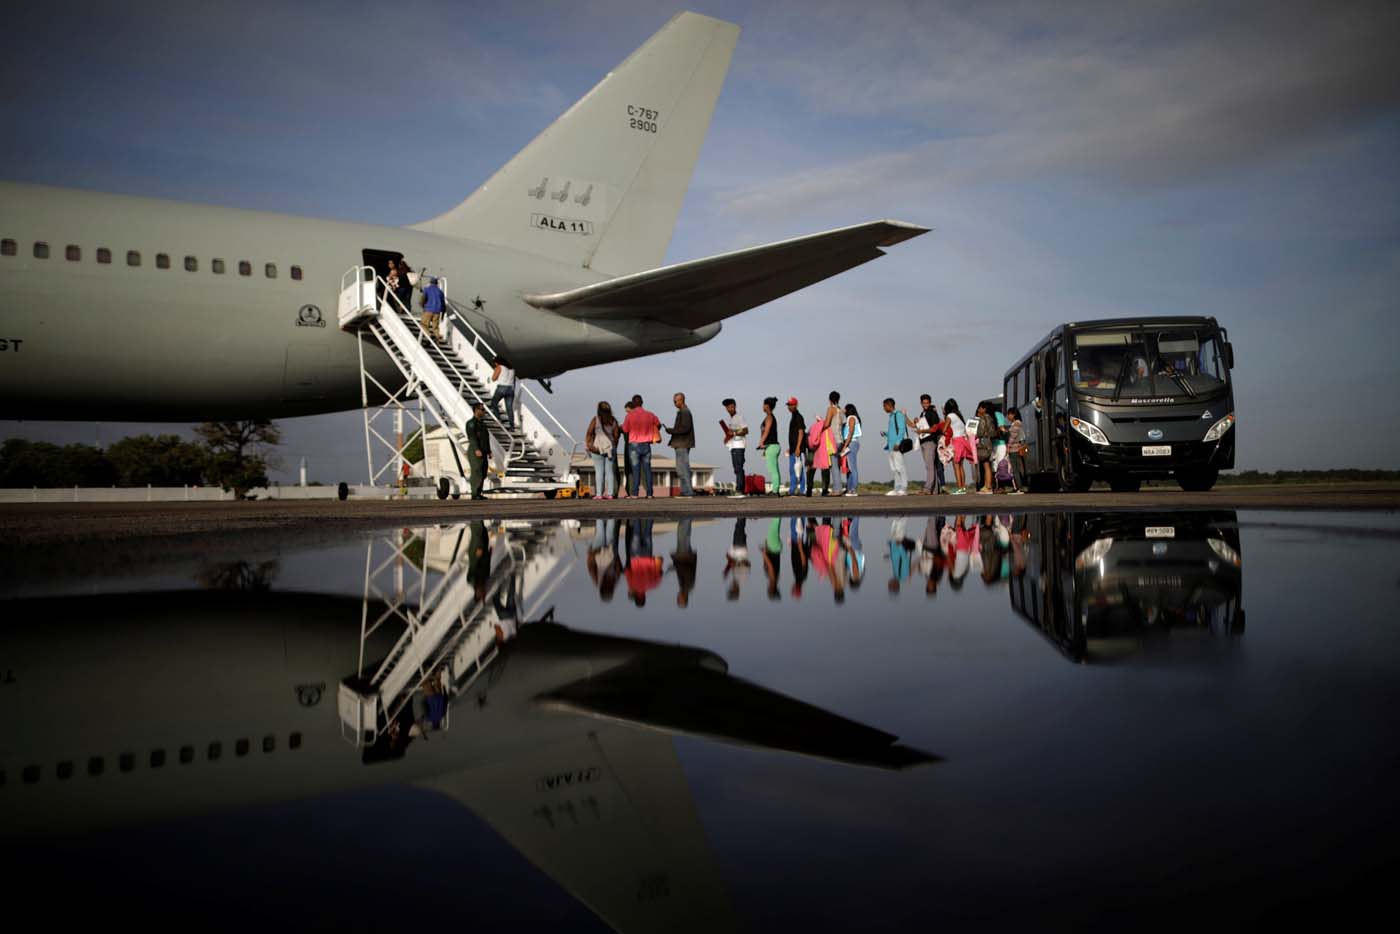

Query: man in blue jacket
left=882, top=397, right=910, bottom=496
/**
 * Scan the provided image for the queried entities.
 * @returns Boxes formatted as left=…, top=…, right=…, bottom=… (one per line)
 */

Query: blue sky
left=3, top=0, right=1398, bottom=482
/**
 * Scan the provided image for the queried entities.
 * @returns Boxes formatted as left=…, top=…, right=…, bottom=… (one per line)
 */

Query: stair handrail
left=352, top=266, right=527, bottom=466
left=345, top=265, right=579, bottom=482
left=439, top=296, right=580, bottom=457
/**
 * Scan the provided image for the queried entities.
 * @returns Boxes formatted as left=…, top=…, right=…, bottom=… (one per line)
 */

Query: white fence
left=0, top=485, right=365, bottom=504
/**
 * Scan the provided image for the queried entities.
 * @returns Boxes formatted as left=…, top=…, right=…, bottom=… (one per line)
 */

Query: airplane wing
left=523, top=220, right=929, bottom=330
left=418, top=727, right=737, bottom=934
left=535, top=661, right=939, bottom=770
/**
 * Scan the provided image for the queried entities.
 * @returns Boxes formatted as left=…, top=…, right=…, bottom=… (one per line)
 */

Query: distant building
left=569, top=453, right=715, bottom=496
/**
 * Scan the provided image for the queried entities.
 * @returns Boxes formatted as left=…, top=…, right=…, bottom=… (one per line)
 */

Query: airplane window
left=150, top=749, right=165, bottom=768
left=262, top=735, right=275, bottom=753
left=238, top=261, right=251, bottom=277
left=0, top=238, right=15, bottom=256
left=208, top=742, right=222, bottom=761
left=119, top=753, right=134, bottom=773
left=290, top=265, right=302, bottom=281
left=156, top=253, right=171, bottom=270
left=97, top=248, right=111, bottom=264
left=179, top=745, right=194, bottom=764
left=289, top=732, right=302, bottom=750
left=265, top=263, right=277, bottom=279
left=66, top=245, right=81, bottom=261
left=235, top=738, right=249, bottom=756
left=34, top=242, right=50, bottom=259
left=57, top=761, right=74, bottom=780
left=212, top=258, right=225, bottom=274
left=184, top=255, right=198, bottom=272
left=88, top=756, right=104, bottom=777
left=127, top=250, right=141, bottom=267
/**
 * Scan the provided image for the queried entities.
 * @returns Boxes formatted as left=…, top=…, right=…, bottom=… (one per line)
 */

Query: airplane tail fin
left=412, top=12, right=739, bottom=277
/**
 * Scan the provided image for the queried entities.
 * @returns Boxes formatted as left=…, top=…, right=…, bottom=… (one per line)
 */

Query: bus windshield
left=1070, top=326, right=1228, bottom=400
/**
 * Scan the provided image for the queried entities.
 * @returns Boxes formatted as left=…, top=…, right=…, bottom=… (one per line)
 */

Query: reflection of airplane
left=1, top=12, right=925, bottom=420
left=1009, top=511, right=1245, bottom=663
left=1, top=521, right=932, bottom=933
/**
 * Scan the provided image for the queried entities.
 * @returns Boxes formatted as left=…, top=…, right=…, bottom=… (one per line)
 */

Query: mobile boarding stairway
left=338, top=266, right=579, bottom=498
left=338, top=521, right=575, bottom=748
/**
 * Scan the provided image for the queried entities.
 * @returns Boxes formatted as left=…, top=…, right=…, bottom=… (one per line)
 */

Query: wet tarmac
left=2, top=483, right=1398, bottom=546
left=3, top=509, right=1399, bottom=930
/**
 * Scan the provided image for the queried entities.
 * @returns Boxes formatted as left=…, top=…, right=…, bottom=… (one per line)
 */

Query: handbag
left=894, top=412, right=913, bottom=453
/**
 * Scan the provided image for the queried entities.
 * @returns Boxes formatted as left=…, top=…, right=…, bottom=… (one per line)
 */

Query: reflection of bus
left=1009, top=511, right=1244, bottom=663
left=1003, top=317, right=1236, bottom=491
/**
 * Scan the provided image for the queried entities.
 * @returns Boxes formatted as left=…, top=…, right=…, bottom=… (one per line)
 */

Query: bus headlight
left=1203, top=414, right=1235, bottom=443
left=1070, top=416, right=1109, bottom=446
left=1074, top=536, right=1114, bottom=570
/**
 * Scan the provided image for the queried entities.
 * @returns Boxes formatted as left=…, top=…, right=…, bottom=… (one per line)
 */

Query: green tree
left=0, top=439, right=116, bottom=487
left=195, top=420, right=282, bottom=497
left=106, top=434, right=208, bottom=486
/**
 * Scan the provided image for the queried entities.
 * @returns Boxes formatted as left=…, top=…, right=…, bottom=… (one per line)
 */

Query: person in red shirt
left=619, top=394, right=661, bottom=497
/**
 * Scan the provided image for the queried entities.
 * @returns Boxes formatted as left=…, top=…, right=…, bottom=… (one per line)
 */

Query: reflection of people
left=724, top=518, right=750, bottom=600
left=762, top=518, right=782, bottom=600
left=624, top=519, right=663, bottom=606
left=789, top=516, right=809, bottom=599
left=670, top=518, right=697, bottom=608
left=467, top=520, right=491, bottom=602
left=887, top=517, right=914, bottom=594
left=587, top=519, right=621, bottom=602
left=841, top=516, right=865, bottom=590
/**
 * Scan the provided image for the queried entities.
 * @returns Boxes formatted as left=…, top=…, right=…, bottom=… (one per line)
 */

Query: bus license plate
left=1142, top=445, right=1171, bottom=456
left=1145, top=526, right=1175, bottom=538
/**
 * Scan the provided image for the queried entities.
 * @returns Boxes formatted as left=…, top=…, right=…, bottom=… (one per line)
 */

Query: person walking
left=785, top=397, right=807, bottom=496
left=839, top=403, right=862, bottom=495
left=1007, top=407, right=1028, bottom=491
left=585, top=401, right=620, bottom=499
left=758, top=397, right=781, bottom=495
left=882, top=397, right=910, bottom=495
left=944, top=398, right=973, bottom=494
left=464, top=401, right=492, bottom=500
left=383, top=259, right=402, bottom=310
left=663, top=392, right=696, bottom=496
left=618, top=399, right=635, bottom=498
left=620, top=394, right=660, bottom=498
left=420, top=276, right=446, bottom=341
left=489, top=355, right=517, bottom=428
left=721, top=398, right=748, bottom=497
left=395, top=257, right=416, bottom=314
left=975, top=401, right=1000, bottom=494
left=914, top=394, right=944, bottom=495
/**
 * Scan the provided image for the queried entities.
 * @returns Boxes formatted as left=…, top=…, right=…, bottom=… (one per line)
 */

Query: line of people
left=583, top=513, right=1027, bottom=608
left=582, top=391, right=1029, bottom=497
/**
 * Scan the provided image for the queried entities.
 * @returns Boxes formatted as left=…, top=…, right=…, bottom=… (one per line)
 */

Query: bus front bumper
left=1078, top=431, right=1236, bottom=476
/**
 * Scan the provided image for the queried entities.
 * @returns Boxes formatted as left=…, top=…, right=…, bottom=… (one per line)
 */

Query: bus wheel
left=1108, top=476, right=1141, bottom=493
left=543, top=489, right=558, bottom=500
left=437, top=478, right=450, bottom=500
left=1176, top=467, right=1218, bottom=492
left=337, top=482, right=349, bottom=501
left=1058, top=451, right=1092, bottom=492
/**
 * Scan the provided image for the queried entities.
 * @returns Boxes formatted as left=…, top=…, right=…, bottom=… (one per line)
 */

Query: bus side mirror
left=1224, top=342, right=1235, bottom=369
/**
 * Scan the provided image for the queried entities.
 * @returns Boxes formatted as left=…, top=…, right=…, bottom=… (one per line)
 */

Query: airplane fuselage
left=0, top=182, right=718, bottom=420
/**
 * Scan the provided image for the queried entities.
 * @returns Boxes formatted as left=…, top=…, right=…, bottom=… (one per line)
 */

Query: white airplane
left=0, top=12, right=926, bottom=422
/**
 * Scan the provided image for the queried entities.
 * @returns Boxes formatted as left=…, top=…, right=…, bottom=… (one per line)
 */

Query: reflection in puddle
left=4, top=509, right=1339, bottom=931
left=1011, top=511, right=1245, bottom=663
